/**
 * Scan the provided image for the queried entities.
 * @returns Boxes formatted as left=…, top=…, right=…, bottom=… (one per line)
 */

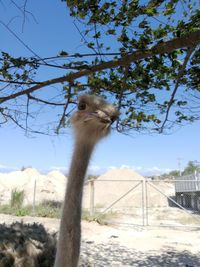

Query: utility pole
left=177, top=157, right=183, bottom=176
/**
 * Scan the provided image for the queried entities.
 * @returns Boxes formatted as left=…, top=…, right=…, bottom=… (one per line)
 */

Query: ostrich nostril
left=110, top=116, right=117, bottom=124
left=94, top=110, right=112, bottom=124
left=100, top=117, right=111, bottom=124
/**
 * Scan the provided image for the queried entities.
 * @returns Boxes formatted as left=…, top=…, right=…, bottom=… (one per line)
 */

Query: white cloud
left=0, top=164, right=7, bottom=169
left=50, top=166, right=68, bottom=172
left=50, top=164, right=104, bottom=176
left=120, top=164, right=131, bottom=169
left=49, top=164, right=173, bottom=177
left=88, top=165, right=106, bottom=175
left=147, top=166, right=161, bottom=172
left=113, top=164, right=143, bottom=172
left=164, top=168, right=172, bottom=173
left=88, top=165, right=101, bottom=171
left=132, top=165, right=142, bottom=171
left=108, top=166, right=117, bottom=170
left=108, top=165, right=172, bottom=176
left=0, top=164, right=18, bottom=173
left=141, top=166, right=173, bottom=176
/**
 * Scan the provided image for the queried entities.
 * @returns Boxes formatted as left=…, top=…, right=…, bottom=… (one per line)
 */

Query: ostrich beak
left=84, top=110, right=112, bottom=124
left=93, top=110, right=112, bottom=124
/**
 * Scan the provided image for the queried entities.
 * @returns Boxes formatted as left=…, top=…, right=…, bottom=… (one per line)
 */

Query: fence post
left=195, top=170, right=198, bottom=190
left=142, top=180, right=145, bottom=226
left=33, top=176, right=37, bottom=215
left=145, top=180, right=149, bottom=226
left=89, top=180, right=95, bottom=216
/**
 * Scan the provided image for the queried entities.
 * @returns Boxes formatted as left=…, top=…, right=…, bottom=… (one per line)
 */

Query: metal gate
left=83, top=179, right=200, bottom=228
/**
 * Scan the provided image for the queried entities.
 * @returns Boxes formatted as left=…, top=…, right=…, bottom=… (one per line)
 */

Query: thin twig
left=10, top=0, right=38, bottom=23
left=73, top=20, right=98, bottom=55
left=56, top=83, right=73, bottom=134
left=28, top=94, right=69, bottom=106
left=94, top=23, right=103, bottom=61
left=159, top=46, right=195, bottom=132
left=0, top=20, right=45, bottom=63
left=22, top=0, right=28, bottom=32
left=0, top=79, right=41, bottom=85
left=25, top=93, right=29, bottom=133
left=116, top=65, right=129, bottom=130
left=38, top=52, right=121, bottom=61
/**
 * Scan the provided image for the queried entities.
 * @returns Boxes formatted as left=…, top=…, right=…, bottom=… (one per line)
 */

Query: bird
left=54, top=94, right=118, bottom=267
left=0, top=221, right=56, bottom=267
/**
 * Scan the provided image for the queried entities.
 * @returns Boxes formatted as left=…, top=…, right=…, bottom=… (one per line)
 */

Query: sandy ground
left=0, top=213, right=200, bottom=266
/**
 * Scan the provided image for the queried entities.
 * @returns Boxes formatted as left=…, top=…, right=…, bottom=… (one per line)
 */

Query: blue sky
left=0, top=1, right=199, bottom=176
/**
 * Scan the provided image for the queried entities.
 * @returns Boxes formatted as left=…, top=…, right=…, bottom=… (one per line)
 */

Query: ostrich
left=0, top=95, right=117, bottom=267
left=54, top=94, right=118, bottom=267
left=0, top=221, right=56, bottom=267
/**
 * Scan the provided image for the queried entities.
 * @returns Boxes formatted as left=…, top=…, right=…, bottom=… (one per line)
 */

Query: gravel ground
left=80, top=240, right=199, bottom=267
left=0, top=214, right=200, bottom=267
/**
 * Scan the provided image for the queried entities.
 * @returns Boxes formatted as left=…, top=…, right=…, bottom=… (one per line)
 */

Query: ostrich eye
left=110, top=116, right=117, bottom=123
left=78, top=102, right=87, bottom=110
left=111, top=117, right=115, bottom=123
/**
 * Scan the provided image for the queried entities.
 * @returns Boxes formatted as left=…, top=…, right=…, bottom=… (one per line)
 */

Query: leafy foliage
left=0, top=1, right=200, bottom=134
left=182, top=160, right=200, bottom=175
left=160, top=160, right=200, bottom=178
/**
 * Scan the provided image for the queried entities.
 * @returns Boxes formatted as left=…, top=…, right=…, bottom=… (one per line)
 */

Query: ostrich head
left=71, top=94, right=118, bottom=143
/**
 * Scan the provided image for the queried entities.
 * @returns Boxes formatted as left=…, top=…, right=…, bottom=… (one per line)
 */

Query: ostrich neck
left=54, top=137, right=96, bottom=267
left=68, top=138, right=95, bottom=196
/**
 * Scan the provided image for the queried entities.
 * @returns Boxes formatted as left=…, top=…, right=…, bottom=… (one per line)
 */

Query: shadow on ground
left=80, top=241, right=199, bottom=267
left=0, top=222, right=199, bottom=267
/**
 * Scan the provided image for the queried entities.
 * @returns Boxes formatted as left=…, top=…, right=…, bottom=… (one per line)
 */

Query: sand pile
left=83, top=168, right=175, bottom=210
left=0, top=168, right=66, bottom=205
left=0, top=167, right=175, bottom=210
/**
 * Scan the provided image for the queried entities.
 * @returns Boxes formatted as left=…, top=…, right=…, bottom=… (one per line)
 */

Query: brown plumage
left=0, top=222, right=56, bottom=267
left=54, top=95, right=118, bottom=267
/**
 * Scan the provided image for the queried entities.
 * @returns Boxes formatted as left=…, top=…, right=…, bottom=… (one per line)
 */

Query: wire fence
left=83, top=177, right=200, bottom=228
left=0, top=173, right=200, bottom=228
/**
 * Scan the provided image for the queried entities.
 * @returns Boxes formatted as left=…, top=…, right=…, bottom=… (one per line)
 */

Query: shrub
left=10, top=189, right=25, bottom=209
left=82, top=208, right=118, bottom=225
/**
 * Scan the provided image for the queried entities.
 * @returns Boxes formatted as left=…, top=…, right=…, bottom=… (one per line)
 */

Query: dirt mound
left=97, top=168, right=145, bottom=180
left=83, top=168, right=175, bottom=210
left=0, top=167, right=175, bottom=210
left=0, top=168, right=66, bottom=205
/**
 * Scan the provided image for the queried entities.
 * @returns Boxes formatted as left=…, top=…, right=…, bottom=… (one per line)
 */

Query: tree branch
left=0, top=79, right=41, bottom=85
left=159, top=46, right=195, bottom=132
left=0, top=30, right=199, bottom=104
left=41, top=52, right=121, bottom=61
left=28, top=95, right=68, bottom=106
